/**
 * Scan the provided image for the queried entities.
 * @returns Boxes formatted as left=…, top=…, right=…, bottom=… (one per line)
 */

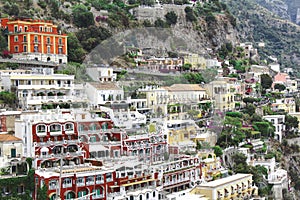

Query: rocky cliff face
left=224, top=0, right=300, bottom=72
left=132, top=5, right=240, bottom=54
left=253, top=0, right=300, bottom=24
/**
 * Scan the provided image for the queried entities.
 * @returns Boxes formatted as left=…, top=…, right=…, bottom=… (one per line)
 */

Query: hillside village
left=0, top=6, right=299, bottom=200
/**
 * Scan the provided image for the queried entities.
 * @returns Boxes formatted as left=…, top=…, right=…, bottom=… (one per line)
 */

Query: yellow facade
left=168, top=123, right=197, bottom=145
left=184, top=54, right=206, bottom=70
left=191, top=174, right=257, bottom=200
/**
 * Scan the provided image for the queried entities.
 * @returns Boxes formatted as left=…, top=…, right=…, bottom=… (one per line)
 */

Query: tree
left=67, top=33, right=86, bottom=63
left=260, top=74, right=273, bottom=90
left=165, top=11, right=178, bottom=25
left=185, top=7, right=197, bottom=22
left=243, top=97, right=258, bottom=104
left=72, top=4, right=95, bottom=28
left=0, top=91, right=17, bottom=108
left=182, top=63, right=192, bottom=71
left=285, top=114, right=299, bottom=134
left=154, top=18, right=168, bottom=28
left=274, top=83, right=286, bottom=91
left=183, top=73, right=205, bottom=84
left=243, top=103, right=256, bottom=116
left=213, top=145, right=223, bottom=157
left=196, top=140, right=202, bottom=150
left=37, top=184, right=48, bottom=200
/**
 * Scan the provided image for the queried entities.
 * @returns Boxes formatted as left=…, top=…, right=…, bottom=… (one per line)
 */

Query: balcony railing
left=86, top=181, right=95, bottom=186
left=77, top=182, right=85, bottom=187
left=62, top=183, right=72, bottom=188
left=7, top=154, right=21, bottom=159
left=49, top=185, right=58, bottom=190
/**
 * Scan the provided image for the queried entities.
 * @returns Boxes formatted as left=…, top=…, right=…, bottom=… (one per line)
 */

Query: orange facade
left=0, top=18, right=67, bottom=59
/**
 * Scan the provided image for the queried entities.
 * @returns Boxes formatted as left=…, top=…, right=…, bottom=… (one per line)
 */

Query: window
left=65, top=123, right=74, bottom=131
left=47, top=46, right=51, bottom=54
left=14, top=26, right=18, bottom=33
left=58, top=47, right=62, bottom=54
left=153, top=191, right=156, bottom=197
left=23, top=35, right=27, bottom=42
left=14, top=46, right=19, bottom=53
left=63, top=178, right=72, bottom=188
left=76, top=178, right=85, bottom=186
left=90, top=136, right=96, bottom=143
left=14, top=36, right=18, bottom=42
left=47, top=37, right=50, bottom=44
left=78, top=190, right=87, bottom=198
left=106, top=173, right=112, bottom=182
left=24, top=26, right=28, bottom=32
left=34, top=46, right=38, bottom=52
left=23, top=46, right=27, bottom=52
left=96, top=175, right=104, bottom=183
left=59, top=38, right=62, bottom=44
left=40, top=26, right=43, bottom=32
left=92, top=189, right=102, bottom=198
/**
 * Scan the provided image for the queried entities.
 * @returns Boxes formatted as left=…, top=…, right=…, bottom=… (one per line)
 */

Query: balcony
left=49, top=184, right=58, bottom=190
left=33, top=40, right=40, bottom=44
left=86, top=181, right=95, bottom=186
left=62, top=183, right=72, bottom=188
left=7, top=154, right=21, bottom=159
left=77, top=182, right=85, bottom=187
left=96, top=180, right=104, bottom=184
left=65, top=128, right=74, bottom=135
left=36, top=130, right=47, bottom=137
left=49, top=129, right=62, bottom=136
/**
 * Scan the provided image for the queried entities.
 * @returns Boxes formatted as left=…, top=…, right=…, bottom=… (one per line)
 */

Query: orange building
left=0, top=18, right=68, bottom=64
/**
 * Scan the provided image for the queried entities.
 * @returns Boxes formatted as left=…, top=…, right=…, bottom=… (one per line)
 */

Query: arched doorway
left=64, top=191, right=75, bottom=199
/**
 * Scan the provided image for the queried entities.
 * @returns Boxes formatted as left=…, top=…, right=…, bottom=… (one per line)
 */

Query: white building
left=85, top=82, right=124, bottom=106
left=86, top=67, right=117, bottom=82
left=263, top=115, right=285, bottom=142
left=0, top=134, right=23, bottom=171
left=2, top=68, right=88, bottom=109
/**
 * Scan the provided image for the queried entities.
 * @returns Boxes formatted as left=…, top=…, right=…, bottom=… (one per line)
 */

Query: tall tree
left=260, top=74, right=273, bottom=90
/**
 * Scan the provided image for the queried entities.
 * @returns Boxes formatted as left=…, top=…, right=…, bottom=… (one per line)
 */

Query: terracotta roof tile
left=164, top=84, right=206, bottom=91
left=88, top=82, right=122, bottom=90
left=0, top=134, right=22, bottom=142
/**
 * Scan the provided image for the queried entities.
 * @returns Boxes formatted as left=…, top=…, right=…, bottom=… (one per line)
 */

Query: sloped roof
left=0, top=134, right=22, bottom=142
left=88, top=82, right=122, bottom=90
left=164, top=84, right=206, bottom=91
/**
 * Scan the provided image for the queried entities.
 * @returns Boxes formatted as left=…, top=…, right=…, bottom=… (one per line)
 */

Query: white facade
left=3, top=68, right=88, bottom=109
left=14, top=109, right=75, bottom=158
left=85, top=82, right=124, bottom=106
left=100, top=106, right=146, bottom=129
left=12, top=52, right=67, bottom=64
left=86, top=67, right=117, bottom=82
left=263, top=115, right=285, bottom=142
left=0, top=134, right=23, bottom=169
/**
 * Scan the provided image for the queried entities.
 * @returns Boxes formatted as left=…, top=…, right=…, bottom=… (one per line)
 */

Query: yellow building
left=198, top=151, right=223, bottom=181
left=183, top=53, right=206, bottom=71
left=190, top=174, right=257, bottom=200
left=204, top=78, right=244, bottom=111
left=270, top=98, right=296, bottom=113
left=166, top=120, right=197, bottom=146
